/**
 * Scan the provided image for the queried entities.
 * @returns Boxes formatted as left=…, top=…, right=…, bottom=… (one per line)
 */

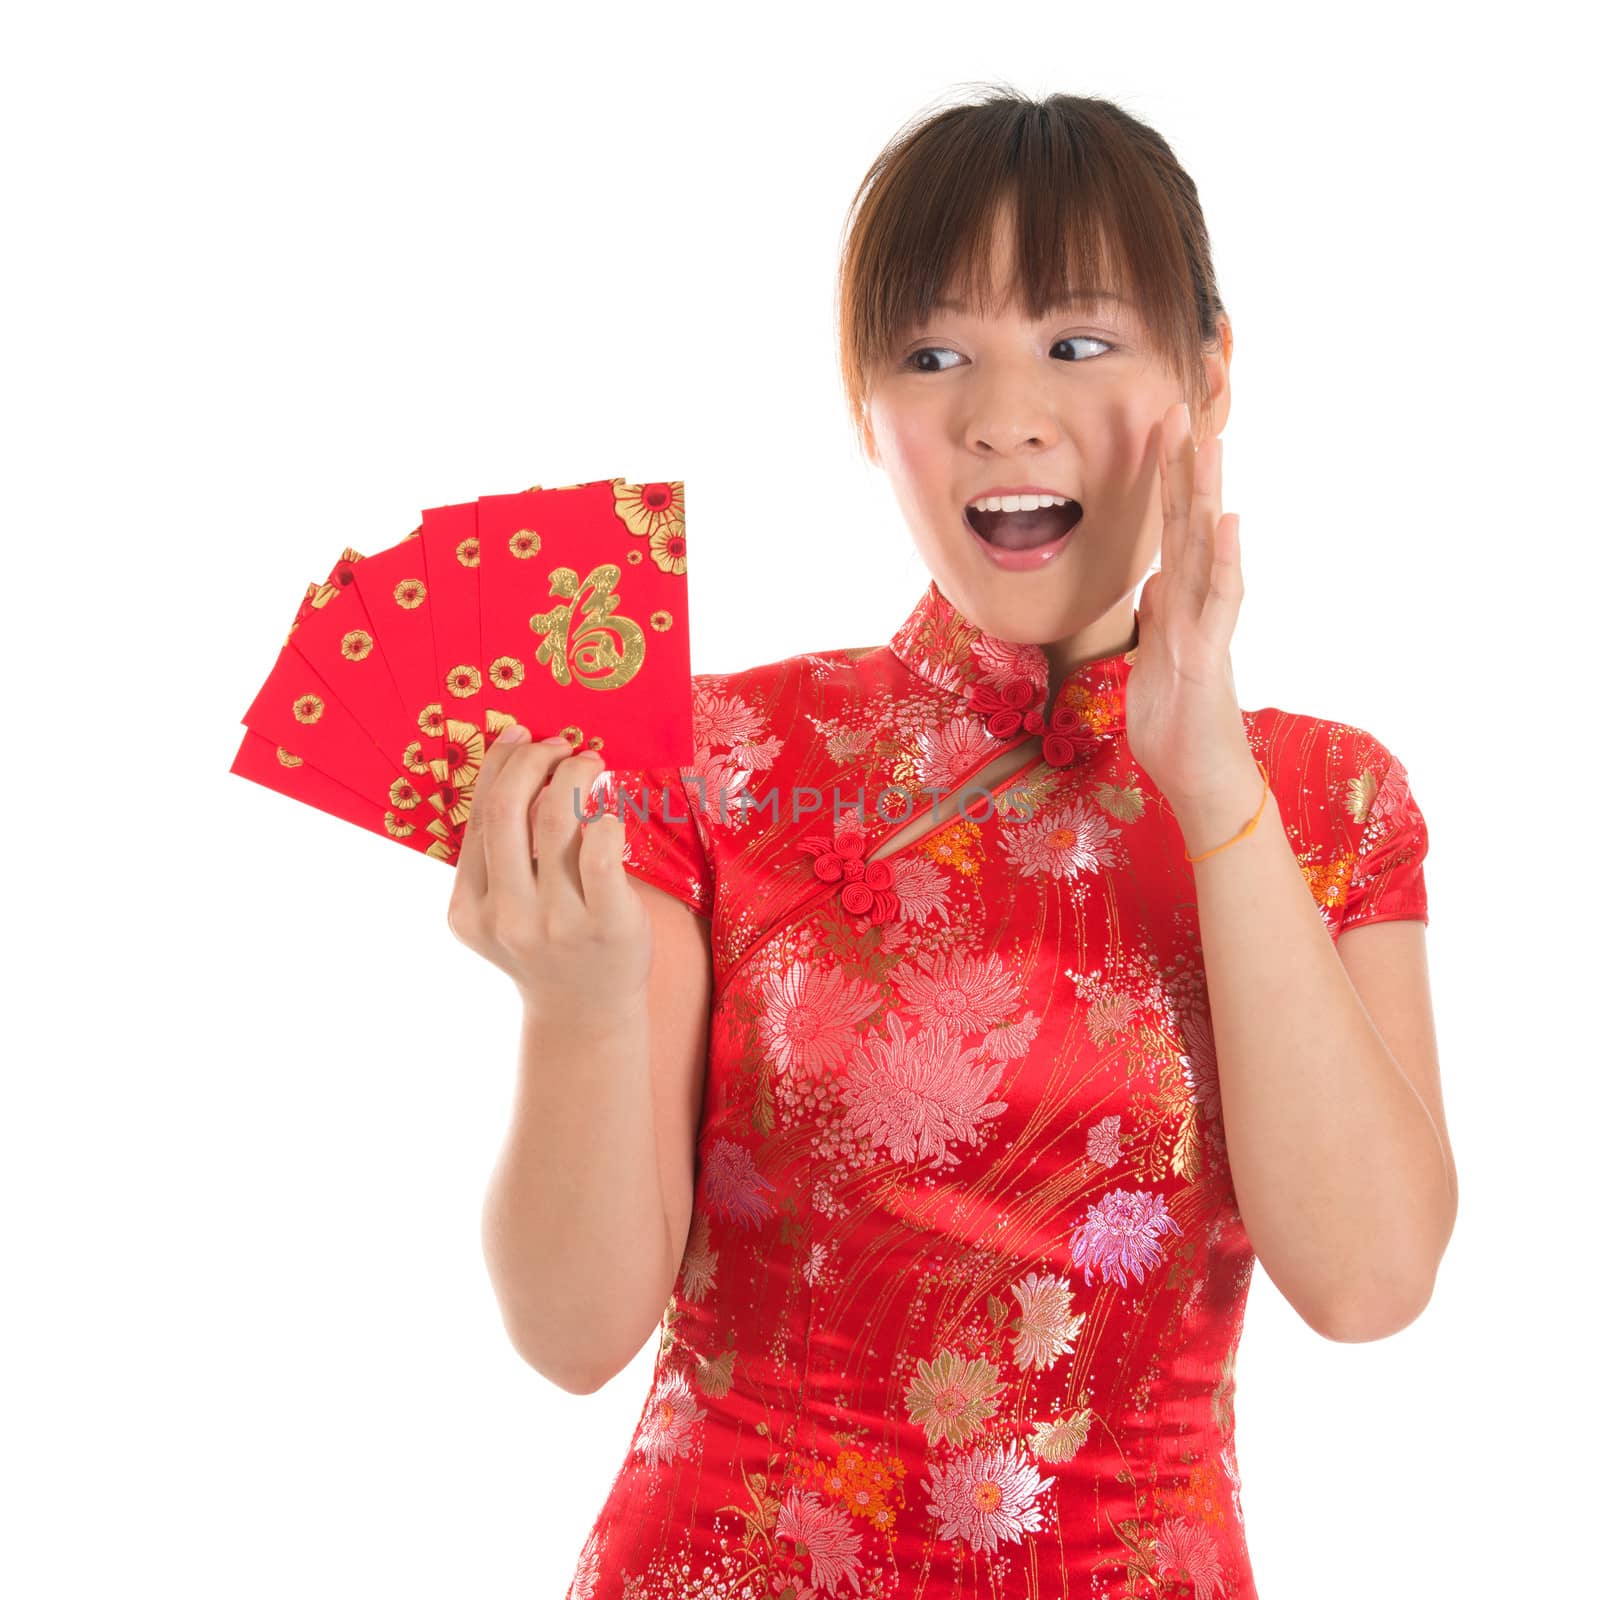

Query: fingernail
left=541, top=733, right=570, bottom=746
left=500, top=724, right=531, bottom=744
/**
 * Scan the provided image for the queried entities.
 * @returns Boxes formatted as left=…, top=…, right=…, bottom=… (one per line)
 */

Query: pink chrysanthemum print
left=1086, top=1114, right=1124, bottom=1167
left=800, top=1239, right=829, bottom=1286
left=1069, top=1187, right=1184, bottom=1288
left=758, top=960, right=883, bottom=1079
left=729, top=734, right=783, bottom=773
left=969, top=634, right=1046, bottom=690
left=911, top=656, right=966, bottom=695
left=881, top=853, right=952, bottom=926
left=1220, top=1439, right=1245, bottom=1525
left=701, top=1136, right=777, bottom=1229
left=1368, top=752, right=1412, bottom=832
left=635, top=1368, right=705, bottom=1467
left=838, top=1011, right=1008, bottom=1167
left=982, top=1008, right=1042, bottom=1061
left=891, top=948, right=1023, bottom=1037
left=579, top=584, right=1384, bottom=1594
left=1153, top=1514, right=1225, bottom=1599
left=564, top=1524, right=602, bottom=1600
left=923, top=1440, right=1048, bottom=1553
left=1008, top=1270, right=1088, bottom=1371
left=1174, top=984, right=1223, bottom=1124
left=691, top=686, right=765, bottom=749
left=913, top=715, right=1000, bottom=792
left=691, top=748, right=755, bottom=822
left=1001, top=797, right=1121, bottom=879
left=775, top=1486, right=866, bottom=1596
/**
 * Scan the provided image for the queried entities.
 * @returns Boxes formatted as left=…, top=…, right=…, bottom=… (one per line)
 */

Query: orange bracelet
left=1183, top=760, right=1272, bottom=863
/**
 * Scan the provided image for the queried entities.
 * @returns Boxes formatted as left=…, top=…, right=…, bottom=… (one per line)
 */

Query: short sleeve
left=1333, top=732, right=1430, bottom=938
left=598, top=762, right=715, bottom=920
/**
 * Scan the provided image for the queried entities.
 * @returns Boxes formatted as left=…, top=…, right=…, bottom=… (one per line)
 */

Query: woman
left=456, top=87, right=1456, bottom=1599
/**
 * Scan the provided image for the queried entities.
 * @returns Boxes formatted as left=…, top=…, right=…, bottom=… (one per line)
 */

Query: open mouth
left=966, top=500, right=1084, bottom=551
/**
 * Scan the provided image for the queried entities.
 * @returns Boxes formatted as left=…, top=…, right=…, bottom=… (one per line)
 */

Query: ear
left=1202, top=314, right=1234, bottom=438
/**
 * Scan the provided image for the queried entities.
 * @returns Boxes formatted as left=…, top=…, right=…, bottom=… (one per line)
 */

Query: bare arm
left=480, top=884, right=712, bottom=1392
left=1175, top=765, right=1455, bottom=1342
left=448, top=724, right=715, bottom=1393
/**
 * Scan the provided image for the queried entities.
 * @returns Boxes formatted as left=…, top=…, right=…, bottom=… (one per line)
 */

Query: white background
left=5, top=2, right=1593, bottom=1594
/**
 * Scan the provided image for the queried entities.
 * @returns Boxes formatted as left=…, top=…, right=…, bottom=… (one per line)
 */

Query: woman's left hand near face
left=1125, top=400, right=1259, bottom=812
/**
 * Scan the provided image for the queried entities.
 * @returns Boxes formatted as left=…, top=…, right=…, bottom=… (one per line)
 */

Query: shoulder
left=689, top=642, right=887, bottom=710
left=664, top=641, right=898, bottom=961
left=1244, top=703, right=1417, bottom=816
left=1245, top=701, right=1408, bottom=792
left=1243, top=703, right=1428, bottom=934
left=685, top=640, right=892, bottom=765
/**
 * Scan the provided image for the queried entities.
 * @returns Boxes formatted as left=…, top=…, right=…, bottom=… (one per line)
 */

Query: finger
left=1157, top=401, right=1195, bottom=584
left=1198, top=512, right=1245, bottom=652
left=1155, top=414, right=1173, bottom=577
left=1133, top=571, right=1162, bottom=657
left=576, top=806, right=634, bottom=924
left=1183, top=434, right=1223, bottom=606
left=532, top=747, right=608, bottom=912
left=454, top=722, right=534, bottom=900
left=475, top=734, right=573, bottom=906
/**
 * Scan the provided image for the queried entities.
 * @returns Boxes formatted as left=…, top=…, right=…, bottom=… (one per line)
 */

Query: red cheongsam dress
left=568, top=576, right=1430, bottom=1600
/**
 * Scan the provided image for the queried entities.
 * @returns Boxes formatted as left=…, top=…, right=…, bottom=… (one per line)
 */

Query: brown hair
left=835, top=85, right=1228, bottom=458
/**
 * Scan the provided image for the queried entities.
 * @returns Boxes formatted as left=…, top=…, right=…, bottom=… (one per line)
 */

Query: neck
left=1039, top=609, right=1138, bottom=702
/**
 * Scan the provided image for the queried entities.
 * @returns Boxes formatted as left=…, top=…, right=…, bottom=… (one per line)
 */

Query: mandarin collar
left=887, top=578, right=1138, bottom=756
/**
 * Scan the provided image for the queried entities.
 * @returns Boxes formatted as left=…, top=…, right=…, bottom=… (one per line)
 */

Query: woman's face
left=864, top=202, right=1232, bottom=668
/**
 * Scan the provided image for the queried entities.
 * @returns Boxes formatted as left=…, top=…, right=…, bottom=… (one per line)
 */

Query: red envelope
left=229, top=724, right=446, bottom=859
left=473, top=478, right=692, bottom=766
left=232, top=546, right=462, bottom=860
left=228, top=477, right=694, bottom=867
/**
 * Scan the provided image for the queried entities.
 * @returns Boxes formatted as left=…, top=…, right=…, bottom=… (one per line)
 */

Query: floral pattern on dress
left=571, top=578, right=1429, bottom=1599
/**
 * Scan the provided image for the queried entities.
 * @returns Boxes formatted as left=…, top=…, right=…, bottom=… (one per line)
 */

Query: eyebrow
left=931, top=291, right=1127, bottom=312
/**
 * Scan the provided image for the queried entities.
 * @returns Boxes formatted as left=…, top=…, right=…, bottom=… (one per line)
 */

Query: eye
left=903, top=335, right=1114, bottom=373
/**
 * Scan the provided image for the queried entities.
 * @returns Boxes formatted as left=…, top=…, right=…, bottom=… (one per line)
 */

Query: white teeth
left=968, top=493, right=1073, bottom=514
